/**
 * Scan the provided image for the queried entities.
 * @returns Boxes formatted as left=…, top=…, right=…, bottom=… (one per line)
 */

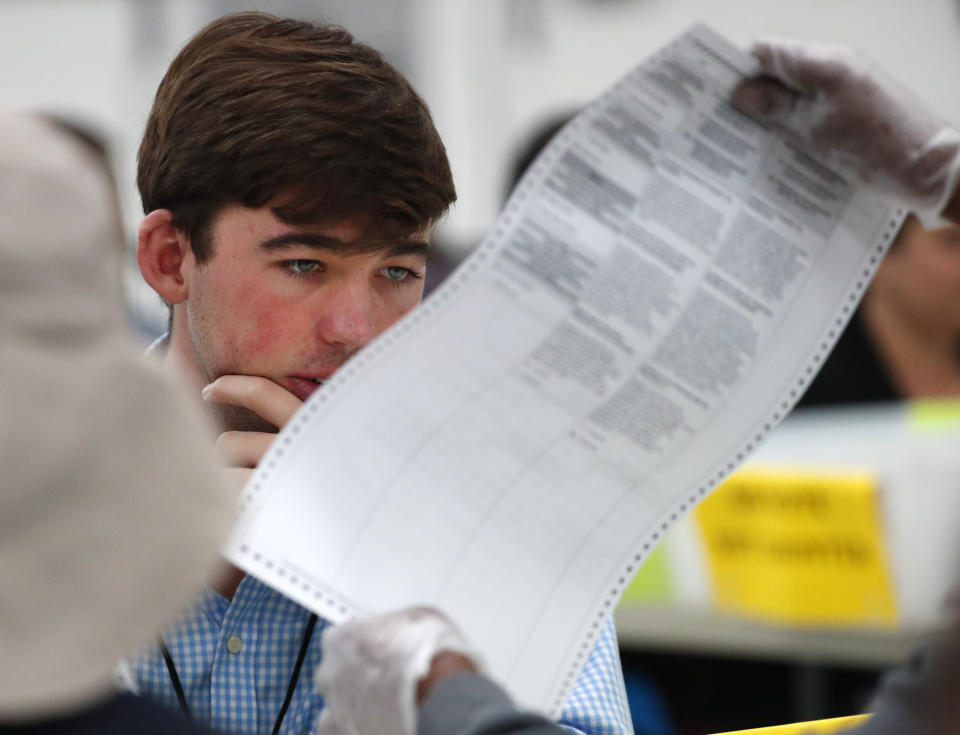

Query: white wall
left=0, top=0, right=418, bottom=331
left=410, top=0, right=960, bottom=250
left=3, top=0, right=960, bottom=324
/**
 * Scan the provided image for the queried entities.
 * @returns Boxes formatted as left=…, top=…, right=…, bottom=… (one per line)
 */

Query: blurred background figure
left=798, top=215, right=960, bottom=408
left=0, top=111, right=231, bottom=731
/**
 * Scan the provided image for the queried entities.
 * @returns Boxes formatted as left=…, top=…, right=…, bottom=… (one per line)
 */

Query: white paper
left=225, top=24, right=905, bottom=715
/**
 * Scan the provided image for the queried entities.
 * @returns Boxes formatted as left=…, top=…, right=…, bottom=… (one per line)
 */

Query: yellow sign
left=713, top=714, right=869, bottom=734
left=619, top=543, right=673, bottom=604
left=695, top=467, right=897, bottom=626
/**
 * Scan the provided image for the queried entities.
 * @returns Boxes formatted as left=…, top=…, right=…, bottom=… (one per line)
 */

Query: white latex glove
left=732, top=39, right=960, bottom=218
left=314, top=607, right=480, bottom=735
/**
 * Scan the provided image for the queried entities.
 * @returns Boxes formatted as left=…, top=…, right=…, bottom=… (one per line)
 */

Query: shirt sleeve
left=557, top=616, right=634, bottom=735
left=844, top=629, right=960, bottom=735
left=418, top=672, right=564, bottom=735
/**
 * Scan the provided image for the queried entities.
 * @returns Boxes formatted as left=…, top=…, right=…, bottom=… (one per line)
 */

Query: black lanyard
left=161, top=613, right=319, bottom=735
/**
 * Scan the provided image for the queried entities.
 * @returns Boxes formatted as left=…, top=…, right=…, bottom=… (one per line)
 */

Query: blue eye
left=284, top=260, right=321, bottom=275
left=381, top=266, right=415, bottom=282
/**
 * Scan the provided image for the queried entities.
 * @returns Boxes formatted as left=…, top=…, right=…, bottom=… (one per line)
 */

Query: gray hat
left=0, top=112, right=233, bottom=718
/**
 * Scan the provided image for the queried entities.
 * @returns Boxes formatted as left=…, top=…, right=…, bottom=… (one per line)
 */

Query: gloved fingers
left=733, top=38, right=951, bottom=197
left=315, top=708, right=353, bottom=735
left=749, top=38, right=864, bottom=93
left=733, top=40, right=878, bottom=147
left=908, top=129, right=960, bottom=215
left=313, top=607, right=482, bottom=735
left=731, top=76, right=800, bottom=124
left=738, top=37, right=960, bottom=215
left=317, top=606, right=480, bottom=676
left=731, top=73, right=836, bottom=150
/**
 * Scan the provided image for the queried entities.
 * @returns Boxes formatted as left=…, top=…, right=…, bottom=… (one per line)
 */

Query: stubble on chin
left=186, top=324, right=278, bottom=435
left=214, top=401, right=279, bottom=434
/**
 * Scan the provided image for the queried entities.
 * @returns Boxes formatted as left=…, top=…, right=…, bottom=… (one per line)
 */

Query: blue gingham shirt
left=132, top=576, right=633, bottom=734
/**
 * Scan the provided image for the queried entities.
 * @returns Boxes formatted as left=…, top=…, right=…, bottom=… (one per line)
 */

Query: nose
left=314, top=277, right=380, bottom=351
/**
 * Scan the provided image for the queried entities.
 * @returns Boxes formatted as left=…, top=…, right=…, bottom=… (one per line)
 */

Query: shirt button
left=225, top=635, right=243, bottom=654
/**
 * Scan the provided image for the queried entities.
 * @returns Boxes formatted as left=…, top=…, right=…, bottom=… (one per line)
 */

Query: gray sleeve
left=845, top=631, right=960, bottom=735
left=418, top=673, right=565, bottom=735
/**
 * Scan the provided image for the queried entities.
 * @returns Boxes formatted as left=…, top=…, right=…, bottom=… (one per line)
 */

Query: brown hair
left=138, top=11, right=455, bottom=262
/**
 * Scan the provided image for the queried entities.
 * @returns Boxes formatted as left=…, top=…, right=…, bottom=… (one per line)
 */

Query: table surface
left=614, top=603, right=930, bottom=666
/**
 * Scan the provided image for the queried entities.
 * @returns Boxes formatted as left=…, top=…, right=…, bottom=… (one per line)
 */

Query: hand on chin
left=201, top=374, right=304, bottom=464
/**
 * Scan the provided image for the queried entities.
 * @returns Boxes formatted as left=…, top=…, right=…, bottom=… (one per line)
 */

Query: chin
left=218, top=403, right=279, bottom=434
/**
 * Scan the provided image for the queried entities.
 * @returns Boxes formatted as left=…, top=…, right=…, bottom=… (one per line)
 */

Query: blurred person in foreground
left=0, top=110, right=561, bottom=735
left=310, top=38, right=960, bottom=735
left=0, top=111, right=232, bottom=731
left=130, top=11, right=630, bottom=735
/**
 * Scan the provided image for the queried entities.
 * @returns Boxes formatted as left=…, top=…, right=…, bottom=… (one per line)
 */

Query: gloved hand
left=314, top=607, right=480, bottom=735
left=732, top=39, right=960, bottom=218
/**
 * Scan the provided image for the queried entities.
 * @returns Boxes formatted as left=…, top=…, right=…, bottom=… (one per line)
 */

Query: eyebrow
left=258, top=232, right=429, bottom=259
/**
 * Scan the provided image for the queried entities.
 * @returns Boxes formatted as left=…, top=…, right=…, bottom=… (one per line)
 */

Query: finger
left=216, top=430, right=275, bottom=468
left=750, top=38, right=858, bottom=92
left=750, top=39, right=779, bottom=78
left=730, top=76, right=827, bottom=144
left=202, top=375, right=303, bottom=429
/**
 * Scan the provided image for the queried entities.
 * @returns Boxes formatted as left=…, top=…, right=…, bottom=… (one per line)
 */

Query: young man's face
left=176, top=204, right=428, bottom=425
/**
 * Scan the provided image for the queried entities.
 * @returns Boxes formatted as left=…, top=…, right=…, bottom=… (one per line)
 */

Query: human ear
left=137, top=209, right=192, bottom=304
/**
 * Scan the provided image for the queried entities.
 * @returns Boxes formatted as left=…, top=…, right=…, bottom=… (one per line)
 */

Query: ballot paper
left=225, top=24, right=905, bottom=715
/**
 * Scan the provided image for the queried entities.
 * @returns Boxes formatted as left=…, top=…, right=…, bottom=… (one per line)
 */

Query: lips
left=283, top=376, right=326, bottom=402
